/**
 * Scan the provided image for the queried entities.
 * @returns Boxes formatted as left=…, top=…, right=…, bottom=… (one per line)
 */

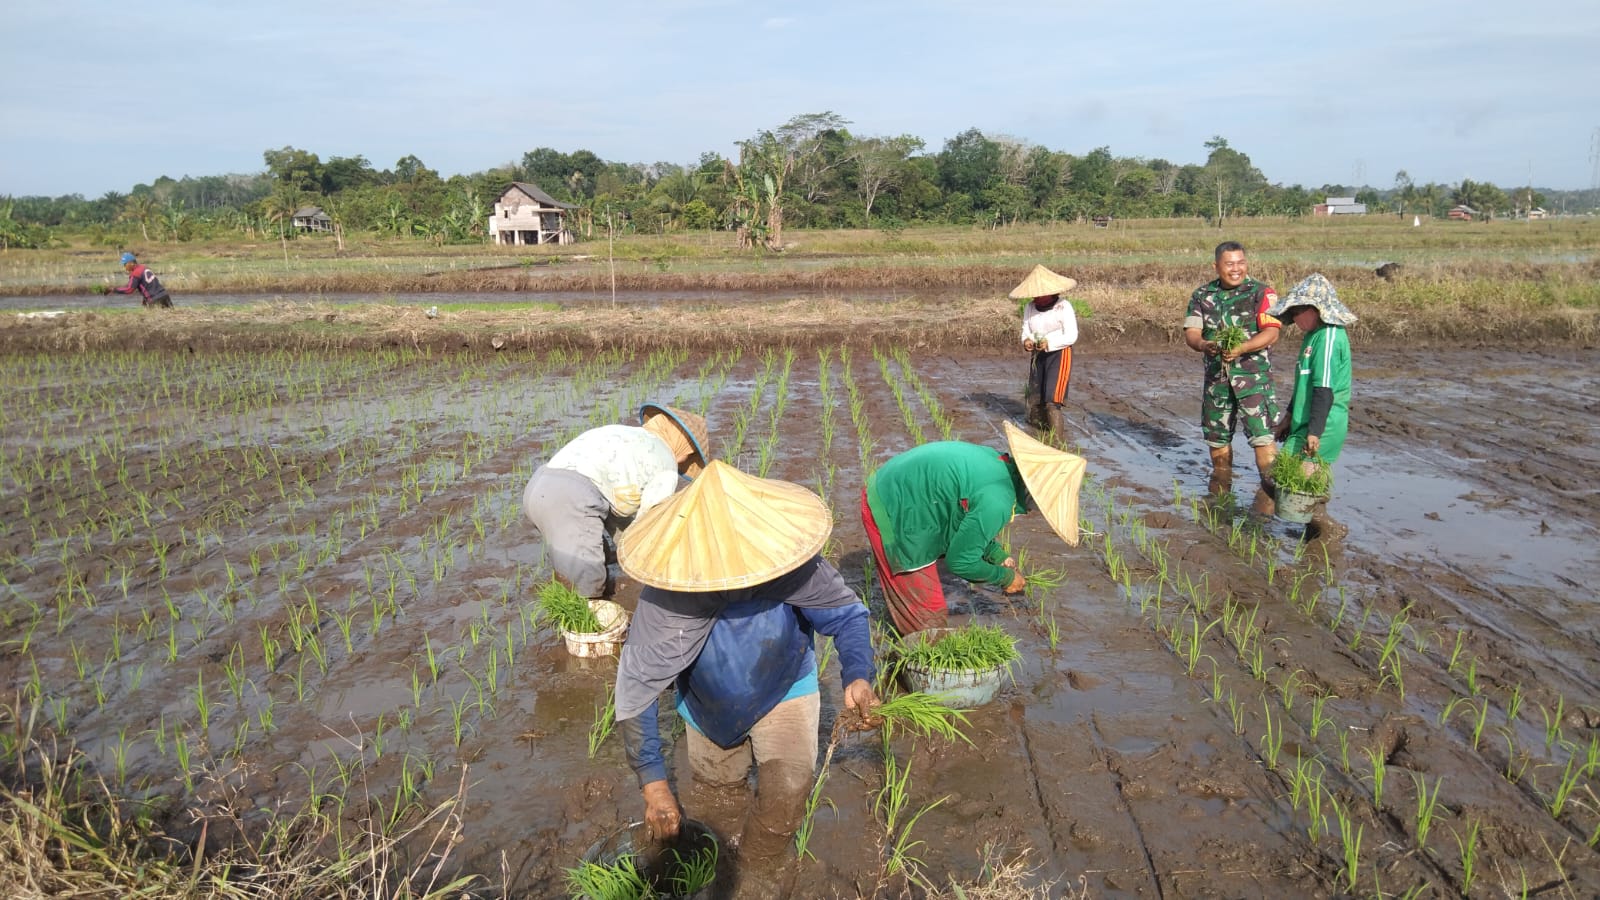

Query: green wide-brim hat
left=1267, top=273, right=1358, bottom=327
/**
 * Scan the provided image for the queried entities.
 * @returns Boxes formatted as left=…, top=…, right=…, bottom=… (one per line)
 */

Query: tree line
left=0, top=111, right=1572, bottom=250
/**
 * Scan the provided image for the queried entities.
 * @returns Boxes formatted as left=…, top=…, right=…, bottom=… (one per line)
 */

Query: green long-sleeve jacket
left=865, top=441, right=1028, bottom=588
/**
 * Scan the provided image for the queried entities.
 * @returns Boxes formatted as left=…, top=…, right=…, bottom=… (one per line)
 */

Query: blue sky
left=3, top=0, right=1596, bottom=198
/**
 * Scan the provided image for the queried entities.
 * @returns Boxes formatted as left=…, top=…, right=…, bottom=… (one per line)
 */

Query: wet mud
left=1, top=342, right=1596, bottom=898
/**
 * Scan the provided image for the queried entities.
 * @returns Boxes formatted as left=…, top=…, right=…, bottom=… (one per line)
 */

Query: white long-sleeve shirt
left=546, top=425, right=680, bottom=516
left=1021, top=300, right=1079, bottom=352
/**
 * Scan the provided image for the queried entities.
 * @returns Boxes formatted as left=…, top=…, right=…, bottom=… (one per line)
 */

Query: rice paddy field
left=1, top=219, right=1597, bottom=898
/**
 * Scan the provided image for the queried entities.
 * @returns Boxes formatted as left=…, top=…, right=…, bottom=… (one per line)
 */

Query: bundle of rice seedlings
left=898, top=625, right=1020, bottom=674
left=537, top=579, right=602, bottom=633
left=565, top=856, right=651, bottom=899
left=1271, top=448, right=1333, bottom=498
left=872, top=691, right=974, bottom=744
left=1214, top=324, right=1249, bottom=353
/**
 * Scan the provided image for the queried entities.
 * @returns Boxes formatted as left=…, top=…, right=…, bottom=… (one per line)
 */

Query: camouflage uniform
left=1185, top=277, right=1282, bottom=448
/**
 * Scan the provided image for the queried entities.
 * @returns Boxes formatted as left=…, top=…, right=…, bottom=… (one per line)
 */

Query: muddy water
left=2, top=344, right=1596, bottom=898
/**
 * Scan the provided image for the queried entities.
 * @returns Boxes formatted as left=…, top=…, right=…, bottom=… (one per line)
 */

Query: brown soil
left=1, top=342, right=1596, bottom=898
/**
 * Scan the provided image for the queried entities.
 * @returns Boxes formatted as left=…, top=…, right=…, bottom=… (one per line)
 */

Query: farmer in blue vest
left=612, top=461, right=879, bottom=872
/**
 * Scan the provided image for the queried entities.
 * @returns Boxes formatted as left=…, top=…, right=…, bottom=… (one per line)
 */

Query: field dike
left=4, top=289, right=1597, bottom=355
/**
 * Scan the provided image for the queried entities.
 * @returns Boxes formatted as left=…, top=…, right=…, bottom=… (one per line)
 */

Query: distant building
left=1312, top=197, right=1366, bottom=216
left=1447, top=205, right=1477, bottom=221
left=1527, top=207, right=1548, bottom=220
left=489, top=182, right=577, bottom=246
left=291, top=206, right=333, bottom=233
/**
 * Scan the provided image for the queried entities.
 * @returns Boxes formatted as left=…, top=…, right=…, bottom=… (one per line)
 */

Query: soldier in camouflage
left=1183, top=242, right=1282, bottom=510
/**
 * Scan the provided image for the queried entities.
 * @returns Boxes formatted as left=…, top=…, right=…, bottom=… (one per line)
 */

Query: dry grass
left=4, top=283, right=1595, bottom=356
left=0, top=698, right=481, bottom=899
left=920, top=846, right=1082, bottom=900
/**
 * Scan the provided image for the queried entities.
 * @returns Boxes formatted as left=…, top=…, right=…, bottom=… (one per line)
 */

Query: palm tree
left=119, top=193, right=157, bottom=241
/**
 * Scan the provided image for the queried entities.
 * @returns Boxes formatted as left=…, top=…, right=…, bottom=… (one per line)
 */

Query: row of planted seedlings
left=1173, top=479, right=1600, bottom=866
left=0, top=344, right=717, bottom=891
left=1080, top=472, right=1597, bottom=896
left=5, top=346, right=575, bottom=768
left=843, top=348, right=1037, bottom=889
left=1, top=348, right=427, bottom=578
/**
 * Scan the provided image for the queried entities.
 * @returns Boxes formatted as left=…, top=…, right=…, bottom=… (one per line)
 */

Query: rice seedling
left=588, top=684, right=616, bottom=759
left=1452, top=818, right=1480, bottom=893
left=1412, top=772, right=1444, bottom=847
left=794, top=761, right=834, bottom=861
left=1548, top=754, right=1582, bottom=818
left=192, top=671, right=212, bottom=733
left=1445, top=629, right=1467, bottom=673
left=1226, top=690, right=1245, bottom=735
left=886, top=794, right=946, bottom=880
left=1505, top=682, right=1525, bottom=725
left=1288, top=753, right=1323, bottom=811
left=1364, top=746, right=1388, bottom=807
left=1308, top=692, right=1335, bottom=740
left=1539, top=696, right=1565, bottom=750
left=1259, top=699, right=1283, bottom=768
left=1334, top=799, right=1363, bottom=890
left=1172, top=613, right=1219, bottom=675
left=1305, top=778, right=1327, bottom=842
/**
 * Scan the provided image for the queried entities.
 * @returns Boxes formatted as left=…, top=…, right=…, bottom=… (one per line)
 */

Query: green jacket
left=865, top=442, right=1027, bottom=588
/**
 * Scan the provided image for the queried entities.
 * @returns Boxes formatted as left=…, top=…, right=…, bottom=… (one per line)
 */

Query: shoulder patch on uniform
left=1264, top=290, right=1278, bottom=303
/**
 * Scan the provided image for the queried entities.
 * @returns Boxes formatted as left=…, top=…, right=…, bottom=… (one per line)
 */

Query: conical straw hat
left=1008, top=264, right=1078, bottom=299
left=1002, top=420, right=1087, bottom=547
left=617, top=460, right=832, bottom=591
left=640, top=402, right=710, bottom=477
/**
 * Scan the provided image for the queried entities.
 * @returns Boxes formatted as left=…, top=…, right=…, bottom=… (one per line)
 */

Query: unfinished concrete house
left=489, top=182, right=577, bottom=245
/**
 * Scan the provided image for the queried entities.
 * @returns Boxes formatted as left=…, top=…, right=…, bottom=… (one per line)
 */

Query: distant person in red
left=111, top=252, right=174, bottom=308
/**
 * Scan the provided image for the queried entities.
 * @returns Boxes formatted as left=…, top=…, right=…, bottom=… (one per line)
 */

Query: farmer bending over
left=521, top=403, right=707, bottom=598
left=110, top=252, right=174, bottom=308
left=1183, top=241, right=1281, bottom=509
left=1015, top=264, right=1080, bottom=437
left=862, top=422, right=1086, bottom=635
left=1270, top=273, right=1356, bottom=542
left=612, top=461, right=880, bottom=879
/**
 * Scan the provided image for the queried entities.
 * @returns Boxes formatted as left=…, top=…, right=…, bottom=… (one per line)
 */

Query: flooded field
left=2, top=342, right=1596, bottom=898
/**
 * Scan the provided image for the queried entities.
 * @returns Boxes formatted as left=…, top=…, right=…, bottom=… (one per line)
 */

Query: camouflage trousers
left=1201, top=370, right=1280, bottom=448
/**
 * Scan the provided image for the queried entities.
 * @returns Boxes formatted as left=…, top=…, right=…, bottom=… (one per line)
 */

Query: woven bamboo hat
left=617, top=460, right=831, bottom=591
left=1002, top=421, right=1087, bottom=547
left=639, top=402, right=710, bottom=477
left=1008, top=264, right=1078, bottom=299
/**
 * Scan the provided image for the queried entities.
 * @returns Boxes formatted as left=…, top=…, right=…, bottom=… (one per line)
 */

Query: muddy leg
left=1045, top=403, right=1067, bottom=438
left=1207, top=446, right=1233, bottom=497
left=740, top=695, right=818, bottom=861
left=1250, top=444, right=1277, bottom=517
left=685, top=729, right=754, bottom=851
left=730, top=695, right=817, bottom=900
